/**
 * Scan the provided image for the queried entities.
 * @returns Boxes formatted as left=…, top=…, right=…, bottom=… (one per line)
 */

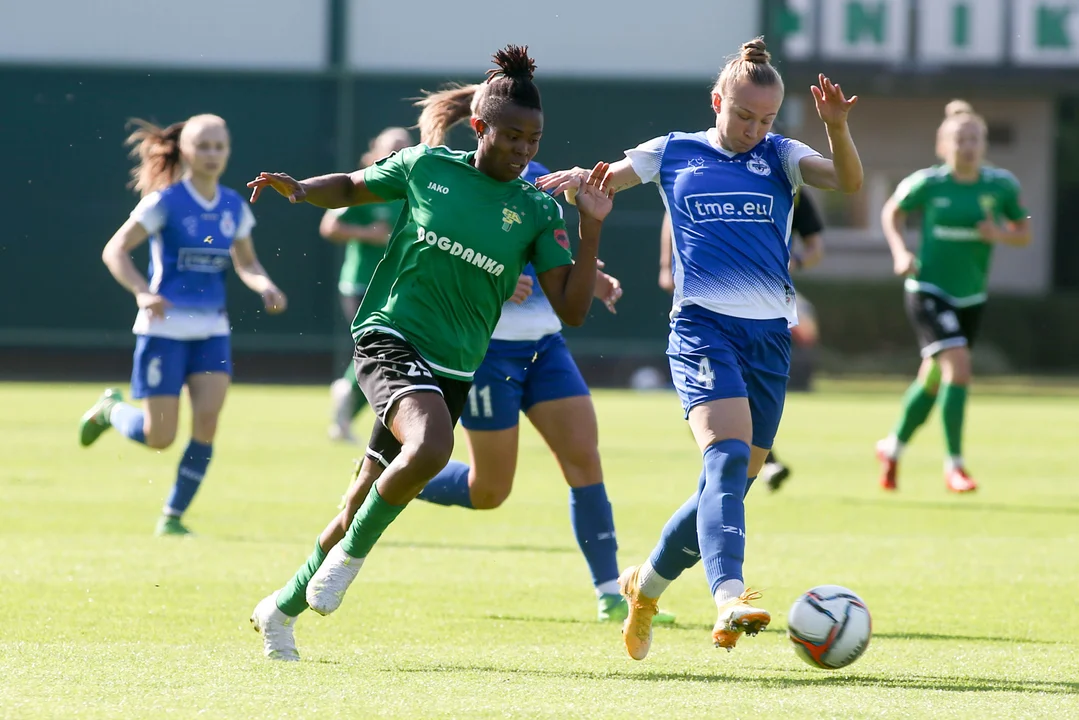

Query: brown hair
left=414, top=44, right=541, bottom=147
left=713, top=37, right=784, bottom=97
left=124, top=119, right=185, bottom=196
left=936, top=99, right=987, bottom=159
left=360, top=126, right=414, bottom=167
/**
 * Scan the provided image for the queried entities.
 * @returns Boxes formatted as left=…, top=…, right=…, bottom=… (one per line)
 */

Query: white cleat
left=250, top=591, right=300, bottom=661
left=306, top=544, right=364, bottom=616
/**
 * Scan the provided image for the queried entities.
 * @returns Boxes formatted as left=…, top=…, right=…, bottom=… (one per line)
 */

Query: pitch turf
left=2, top=381, right=1077, bottom=719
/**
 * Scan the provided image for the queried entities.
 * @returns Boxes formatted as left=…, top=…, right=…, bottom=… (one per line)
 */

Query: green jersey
left=354, top=144, right=572, bottom=380
left=333, top=201, right=403, bottom=296
left=893, top=164, right=1026, bottom=306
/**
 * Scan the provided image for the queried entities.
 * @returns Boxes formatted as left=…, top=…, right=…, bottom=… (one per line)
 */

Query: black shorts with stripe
left=904, top=291, right=985, bottom=359
left=353, top=331, right=472, bottom=468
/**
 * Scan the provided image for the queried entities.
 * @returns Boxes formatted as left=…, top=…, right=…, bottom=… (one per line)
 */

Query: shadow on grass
left=839, top=497, right=1079, bottom=517
left=483, top=614, right=1063, bottom=645
left=380, top=540, right=576, bottom=555
left=386, top=662, right=1079, bottom=694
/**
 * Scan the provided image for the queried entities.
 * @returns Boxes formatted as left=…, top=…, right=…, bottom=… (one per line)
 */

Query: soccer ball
left=786, top=585, right=872, bottom=669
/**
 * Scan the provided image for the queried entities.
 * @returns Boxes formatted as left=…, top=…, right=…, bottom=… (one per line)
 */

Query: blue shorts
left=667, top=305, right=791, bottom=449
left=131, top=335, right=232, bottom=399
left=462, top=332, right=590, bottom=431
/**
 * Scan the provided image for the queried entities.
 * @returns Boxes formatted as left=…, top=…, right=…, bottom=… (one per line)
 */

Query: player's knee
left=401, top=435, right=454, bottom=483
left=469, top=479, right=512, bottom=509
left=143, top=426, right=176, bottom=450
left=938, top=349, right=972, bottom=385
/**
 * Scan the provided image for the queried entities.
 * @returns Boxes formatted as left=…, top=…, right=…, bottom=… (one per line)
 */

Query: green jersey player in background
left=322, top=127, right=412, bottom=442
left=245, top=45, right=615, bottom=661
left=877, top=100, right=1031, bottom=493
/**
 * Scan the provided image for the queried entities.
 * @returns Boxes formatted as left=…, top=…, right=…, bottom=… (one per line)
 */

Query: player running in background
left=324, top=127, right=413, bottom=442
left=408, top=82, right=674, bottom=625
left=876, top=100, right=1030, bottom=493
left=659, top=187, right=826, bottom=492
left=540, top=38, right=863, bottom=659
left=246, top=46, right=614, bottom=661
left=78, top=114, right=288, bottom=536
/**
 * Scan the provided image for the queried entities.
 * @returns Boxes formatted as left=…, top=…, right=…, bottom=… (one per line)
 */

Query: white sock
left=714, top=578, right=745, bottom=607
left=638, top=561, right=672, bottom=599
left=595, top=580, right=620, bottom=598
left=877, top=434, right=905, bottom=460
left=945, top=456, right=963, bottom=473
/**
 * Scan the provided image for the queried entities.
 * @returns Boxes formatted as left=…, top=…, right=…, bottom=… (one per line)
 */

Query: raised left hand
left=261, top=286, right=288, bottom=314
left=811, top=74, right=858, bottom=127
left=575, top=162, right=614, bottom=222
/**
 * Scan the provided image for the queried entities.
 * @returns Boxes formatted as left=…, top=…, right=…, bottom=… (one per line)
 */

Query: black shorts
left=353, top=331, right=472, bottom=468
left=904, top=291, right=985, bottom=359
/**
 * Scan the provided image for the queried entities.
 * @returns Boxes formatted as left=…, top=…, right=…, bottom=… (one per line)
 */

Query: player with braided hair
left=246, top=45, right=615, bottom=661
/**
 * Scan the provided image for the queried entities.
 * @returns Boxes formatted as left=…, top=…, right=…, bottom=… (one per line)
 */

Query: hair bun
left=741, top=37, right=771, bottom=64
left=487, top=44, right=536, bottom=82
left=945, top=99, right=975, bottom=118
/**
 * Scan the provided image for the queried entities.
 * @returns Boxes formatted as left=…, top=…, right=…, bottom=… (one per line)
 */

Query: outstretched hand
left=594, top=260, right=622, bottom=313
left=247, top=172, right=306, bottom=204
left=574, top=162, right=614, bottom=222
left=811, top=74, right=858, bottom=127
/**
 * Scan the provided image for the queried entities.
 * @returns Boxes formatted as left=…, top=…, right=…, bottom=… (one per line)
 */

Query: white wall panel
left=349, top=0, right=761, bottom=79
left=0, top=0, right=327, bottom=70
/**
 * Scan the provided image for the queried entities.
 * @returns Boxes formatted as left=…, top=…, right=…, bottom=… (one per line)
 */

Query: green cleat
left=598, top=593, right=676, bottom=625
left=78, top=388, right=123, bottom=447
left=155, top=515, right=193, bottom=537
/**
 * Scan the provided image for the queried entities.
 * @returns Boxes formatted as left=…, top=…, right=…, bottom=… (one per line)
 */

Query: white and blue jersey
left=462, top=160, right=588, bottom=431
left=627, top=129, right=821, bottom=448
left=126, top=178, right=254, bottom=397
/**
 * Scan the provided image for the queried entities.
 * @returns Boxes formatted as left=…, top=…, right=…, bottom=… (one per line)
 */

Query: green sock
left=893, top=380, right=939, bottom=443
left=275, top=541, right=327, bottom=617
left=940, top=383, right=968, bottom=458
left=341, top=485, right=406, bottom=559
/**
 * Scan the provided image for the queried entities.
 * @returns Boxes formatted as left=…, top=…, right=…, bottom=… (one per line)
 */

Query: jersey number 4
left=695, top=357, right=716, bottom=390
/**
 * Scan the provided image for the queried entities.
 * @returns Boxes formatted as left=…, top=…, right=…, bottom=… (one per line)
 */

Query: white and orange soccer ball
left=787, top=585, right=872, bottom=669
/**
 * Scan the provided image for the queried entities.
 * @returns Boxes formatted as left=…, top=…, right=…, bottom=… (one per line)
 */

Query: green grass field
left=2, top=381, right=1077, bottom=719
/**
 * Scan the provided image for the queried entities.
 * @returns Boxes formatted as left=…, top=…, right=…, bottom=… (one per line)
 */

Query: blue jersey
left=627, top=130, right=819, bottom=325
left=491, top=160, right=563, bottom=341
left=128, top=178, right=255, bottom=338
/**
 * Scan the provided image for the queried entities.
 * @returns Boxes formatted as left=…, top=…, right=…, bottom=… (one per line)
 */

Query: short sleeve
left=776, top=136, right=822, bottom=189
left=893, top=170, right=932, bottom=212
left=624, top=136, right=668, bottom=185
left=361, top=144, right=426, bottom=201
left=129, top=192, right=167, bottom=234
left=530, top=197, right=573, bottom=274
left=236, top=202, right=256, bottom=238
left=997, top=171, right=1028, bottom=222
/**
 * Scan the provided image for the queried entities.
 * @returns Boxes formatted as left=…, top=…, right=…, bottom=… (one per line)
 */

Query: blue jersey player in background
left=540, top=37, right=863, bottom=659
left=79, top=114, right=288, bottom=536
left=406, top=82, right=674, bottom=624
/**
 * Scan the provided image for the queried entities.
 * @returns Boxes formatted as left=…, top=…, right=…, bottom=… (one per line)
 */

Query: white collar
left=182, top=177, right=220, bottom=211
left=705, top=128, right=739, bottom=158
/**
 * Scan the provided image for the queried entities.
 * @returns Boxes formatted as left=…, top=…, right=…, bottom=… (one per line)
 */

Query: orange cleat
left=617, top=566, right=659, bottom=661
left=946, top=467, right=978, bottom=493
left=875, top=441, right=898, bottom=491
left=713, top=589, right=771, bottom=651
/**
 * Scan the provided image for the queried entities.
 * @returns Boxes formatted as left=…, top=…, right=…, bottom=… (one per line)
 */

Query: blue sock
left=569, top=483, right=620, bottom=590
left=416, top=461, right=473, bottom=508
left=647, top=469, right=705, bottom=581
left=164, top=440, right=212, bottom=517
left=697, top=439, right=751, bottom=596
left=108, top=402, right=146, bottom=445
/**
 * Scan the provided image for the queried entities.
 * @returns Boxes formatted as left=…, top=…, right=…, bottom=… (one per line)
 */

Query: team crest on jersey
left=502, top=208, right=522, bottom=232
left=687, top=157, right=705, bottom=175
left=978, top=195, right=997, bottom=215
left=746, top=154, right=771, bottom=177
left=182, top=216, right=200, bottom=237
left=554, top=229, right=569, bottom=250
left=219, top=210, right=237, bottom=238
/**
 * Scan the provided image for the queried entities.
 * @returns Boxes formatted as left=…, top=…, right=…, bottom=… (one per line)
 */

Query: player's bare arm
left=247, top=170, right=388, bottom=209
